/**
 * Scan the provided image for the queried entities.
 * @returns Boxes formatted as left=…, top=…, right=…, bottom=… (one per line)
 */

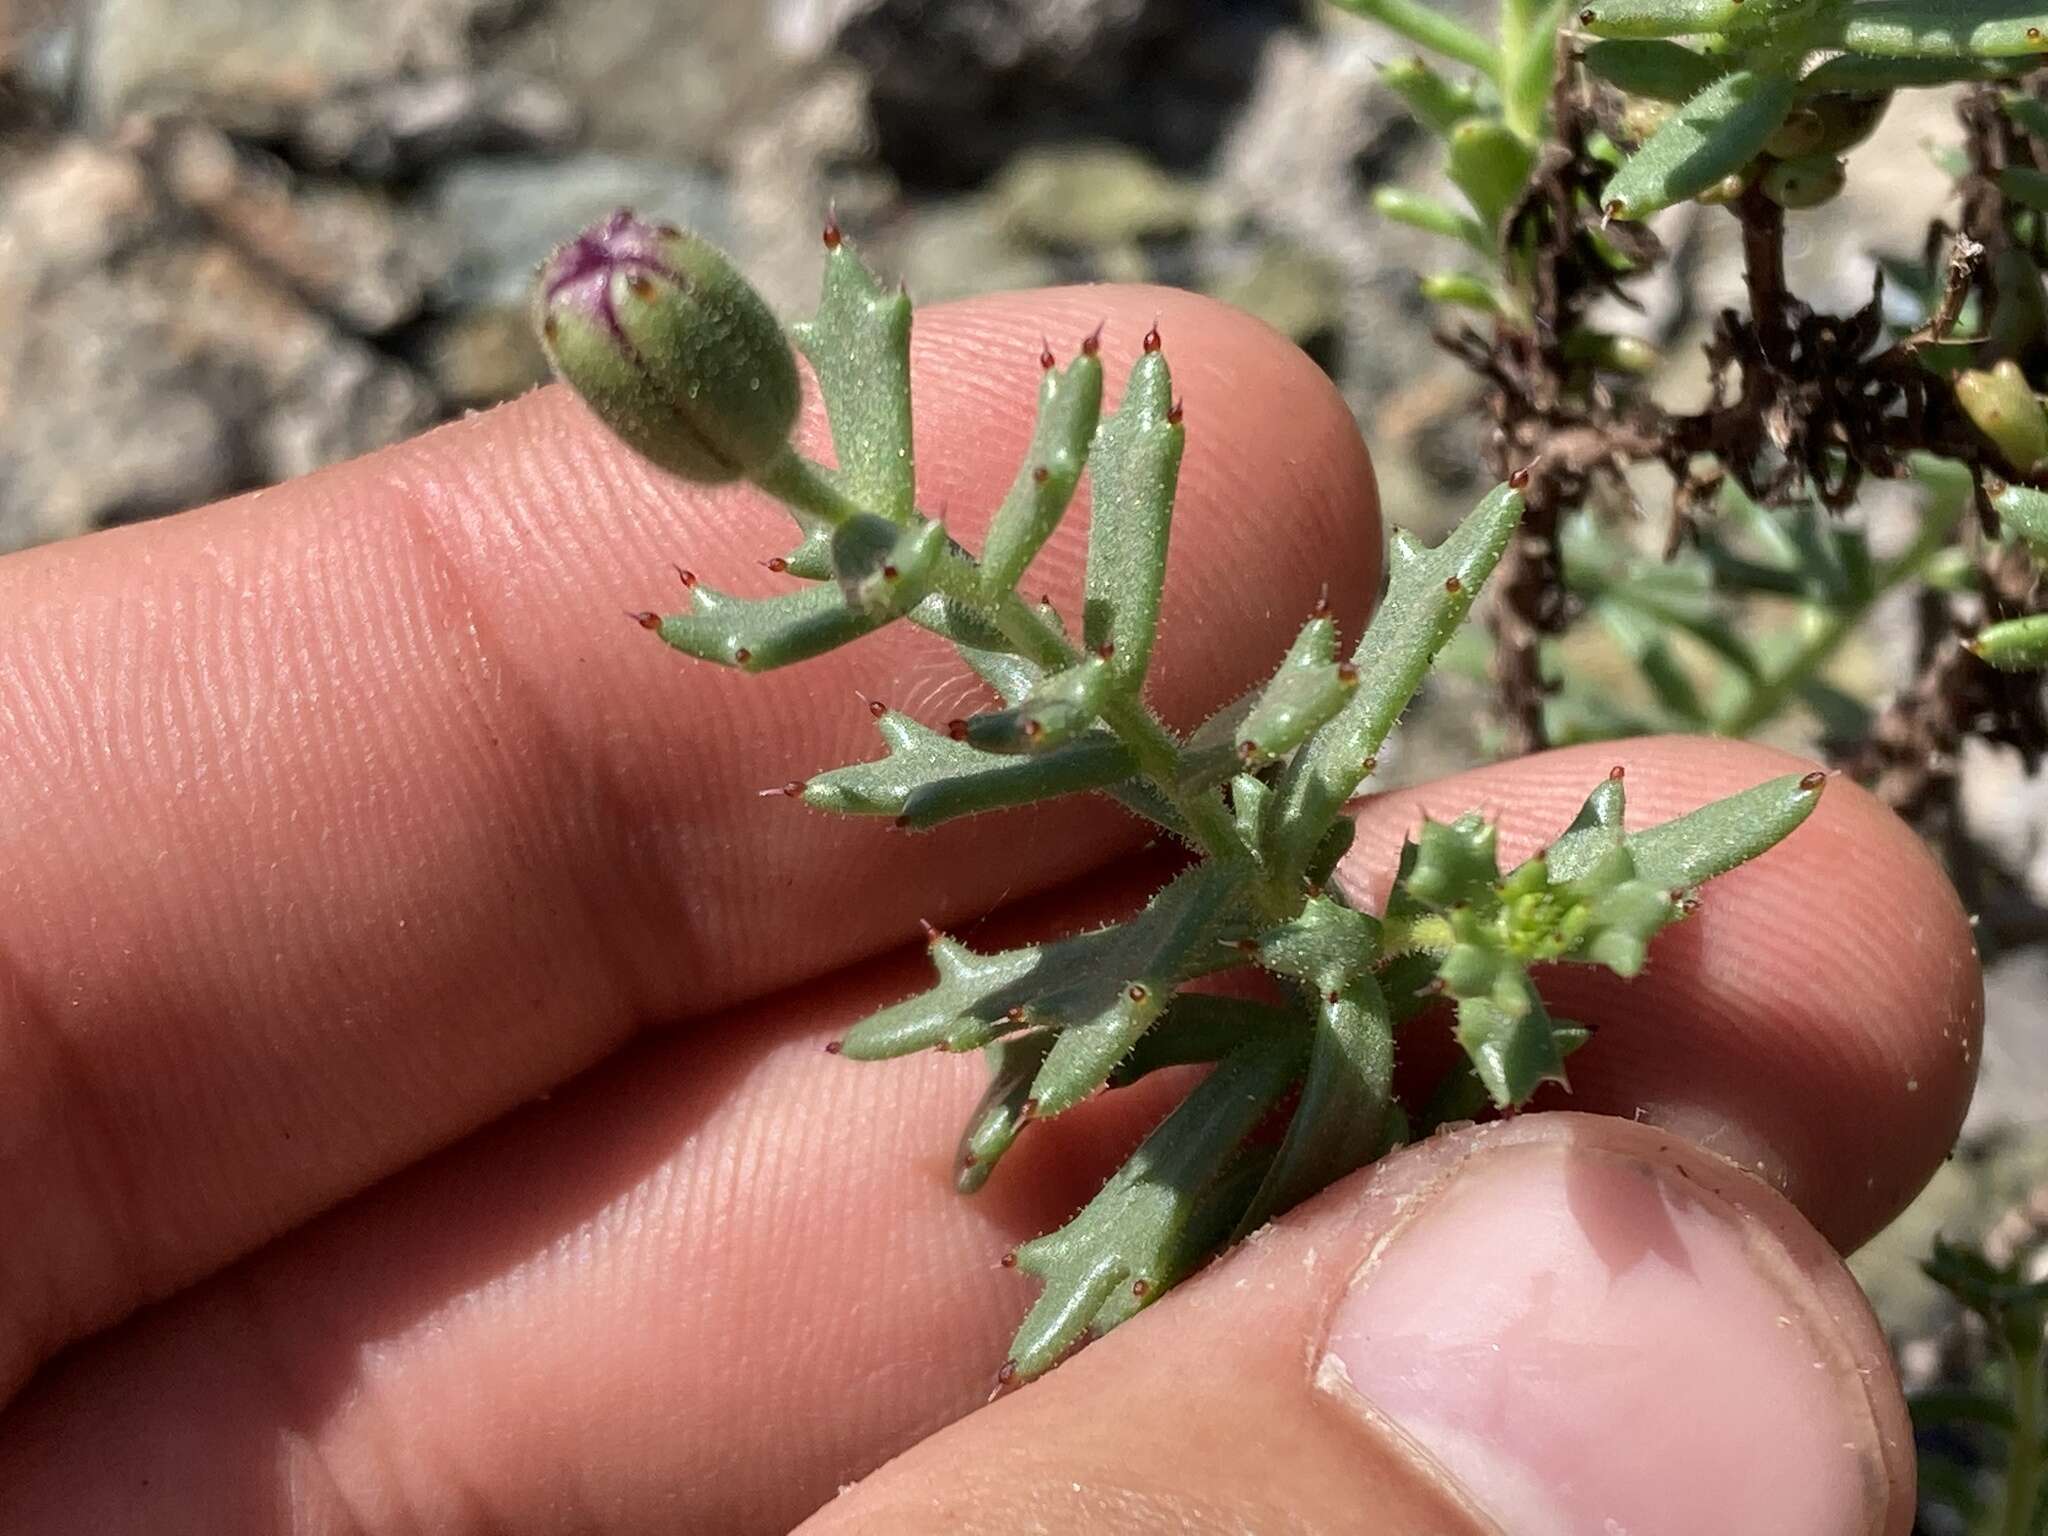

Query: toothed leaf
left=1447, top=117, right=1537, bottom=232
left=957, top=1030, right=1055, bottom=1193
left=1083, top=349, right=1185, bottom=690
left=1611, top=769, right=1825, bottom=889
left=801, top=709, right=1137, bottom=827
left=1581, top=37, right=1729, bottom=100
left=1969, top=614, right=2048, bottom=672
left=838, top=862, right=1248, bottom=1077
left=1830, top=2, right=2048, bottom=60
left=981, top=352, right=1105, bottom=591
left=791, top=241, right=916, bottom=522
left=1007, top=1040, right=1299, bottom=1380
left=653, top=572, right=926, bottom=672
left=962, top=656, right=1114, bottom=754
left=1235, top=616, right=1358, bottom=768
left=1268, top=481, right=1523, bottom=887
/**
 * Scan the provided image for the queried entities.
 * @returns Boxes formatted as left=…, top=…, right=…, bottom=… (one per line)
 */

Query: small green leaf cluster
left=535, top=213, right=1822, bottom=1383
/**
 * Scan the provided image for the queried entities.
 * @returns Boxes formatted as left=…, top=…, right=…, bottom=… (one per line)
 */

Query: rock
left=883, top=194, right=1058, bottom=307
left=834, top=0, right=1292, bottom=189
left=84, top=0, right=531, bottom=132
left=419, top=304, right=549, bottom=408
left=0, top=136, right=435, bottom=550
left=141, top=116, right=447, bottom=334
left=278, top=73, right=578, bottom=182
left=988, top=142, right=1208, bottom=250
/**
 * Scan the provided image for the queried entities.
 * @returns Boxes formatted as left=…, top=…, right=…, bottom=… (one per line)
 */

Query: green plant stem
left=2004, top=1328, right=2044, bottom=1536
left=1712, top=493, right=1965, bottom=738
left=1330, top=0, right=1497, bottom=77
left=750, top=445, right=869, bottom=527
left=757, top=447, right=1267, bottom=900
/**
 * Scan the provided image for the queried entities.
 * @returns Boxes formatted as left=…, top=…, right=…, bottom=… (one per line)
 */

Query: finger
left=1337, top=734, right=1980, bottom=1253
left=798, top=1115, right=1910, bottom=1536
left=0, top=284, right=1378, bottom=1396
left=0, top=737, right=1961, bottom=1531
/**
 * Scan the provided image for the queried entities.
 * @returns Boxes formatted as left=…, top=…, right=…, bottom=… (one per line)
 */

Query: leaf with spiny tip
left=962, top=656, right=1114, bottom=754
left=1601, top=67, right=1798, bottom=221
left=957, top=1030, right=1055, bottom=1194
left=1455, top=967, right=1573, bottom=1107
left=1576, top=0, right=1816, bottom=39
left=1083, top=349, right=1184, bottom=692
left=981, top=351, right=1105, bottom=592
left=1372, top=186, right=1490, bottom=252
left=1968, top=614, right=2048, bottom=673
left=1006, top=1040, right=1298, bottom=1381
left=837, top=861, right=1249, bottom=1071
left=1607, top=769, right=1824, bottom=890
left=1267, top=481, right=1522, bottom=888
left=1545, top=773, right=1628, bottom=876
left=652, top=574, right=927, bottom=672
left=1235, top=972, right=1399, bottom=1236
left=801, top=709, right=1138, bottom=828
left=1801, top=51, right=2032, bottom=92
left=1234, top=617, right=1357, bottom=768
left=791, top=241, right=915, bottom=522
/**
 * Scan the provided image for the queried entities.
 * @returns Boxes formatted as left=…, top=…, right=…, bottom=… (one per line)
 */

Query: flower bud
left=535, top=210, right=800, bottom=483
left=1957, top=359, right=2048, bottom=475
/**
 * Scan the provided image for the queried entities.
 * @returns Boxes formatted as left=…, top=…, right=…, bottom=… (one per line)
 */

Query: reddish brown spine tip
left=1031, top=465, right=1050, bottom=485
left=823, top=1039, right=844, bottom=1055
left=1326, top=989, right=1342, bottom=1004
left=961, top=1150, right=978, bottom=1168
left=882, top=563, right=900, bottom=581
left=999, top=1250, right=1018, bottom=1268
left=675, top=566, right=697, bottom=588
left=947, top=718, right=970, bottom=741
left=996, top=1361, right=1018, bottom=1385
left=629, top=610, right=662, bottom=630
left=868, top=698, right=888, bottom=718
left=1039, top=338, right=1056, bottom=370
left=1578, top=7, right=1594, bottom=20
left=1142, top=323, right=1162, bottom=353
left=1005, top=1005, right=1027, bottom=1023
left=1080, top=322, right=1104, bottom=357
left=1361, top=755, right=1378, bottom=775
left=732, top=646, right=752, bottom=665
left=782, top=780, right=805, bottom=798
left=1233, top=937, right=1260, bottom=955
left=1444, top=576, right=1463, bottom=593
left=1336, top=661, right=1359, bottom=685
left=1603, top=199, right=1624, bottom=220
left=1019, top=1097, right=1039, bottom=1121
left=1094, top=641, right=1115, bottom=659
left=1131, top=1277, right=1151, bottom=1297
left=1608, top=764, right=1625, bottom=781
left=892, top=813, right=912, bottom=829
left=919, top=917, right=941, bottom=944
left=1798, top=769, right=1828, bottom=792
left=1021, top=718, right=1044, bottom=740
left=764, top=555, right=788, bottom=573
left=2031, top=25, right=2041, bottom=38
left=1986, top=475, right=2010, bottom=496
left=822, top=214, right=843, bottom=249
left=1126, top=983, right=1149, bottom=1003
left=1166, top=398, right=1184, bottom=426
left=1311, top=585, right=1332, bottom=619
left=1508, top=464, right=1533, bottom=489
left=1238, top=740, right=1259, bottom=760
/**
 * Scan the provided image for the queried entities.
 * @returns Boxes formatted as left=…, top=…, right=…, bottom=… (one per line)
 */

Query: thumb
left=796, top=1112, right=1912, bottom=1536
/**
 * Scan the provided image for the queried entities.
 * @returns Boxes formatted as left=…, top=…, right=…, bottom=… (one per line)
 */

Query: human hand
left=0, top=285, right=1972, bottom=1533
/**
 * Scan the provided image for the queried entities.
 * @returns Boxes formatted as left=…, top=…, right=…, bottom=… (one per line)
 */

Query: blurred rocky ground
left=4, top=0, right=2047, bottom=1374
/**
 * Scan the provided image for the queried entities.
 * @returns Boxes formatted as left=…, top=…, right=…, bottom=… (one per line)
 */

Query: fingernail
left=1321, top=1141, right=1888, bottom=1535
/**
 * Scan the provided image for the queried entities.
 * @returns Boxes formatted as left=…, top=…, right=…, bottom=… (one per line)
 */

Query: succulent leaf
left=962, top=656, right=1115, bottom=753
left=801, top=708, right=1137, bottom=827
left=1601, top=67, right=1800, bottom=220
left=1447, top=117, right=1538, bottom=231
left=1581, top=37, right=1730, bottom=100
left=957, top=1030, right=1055, bottom=1193
left=1378, top=56, right=1483, bottom=135
left=1234, top=616, right=1358, bottom=768
left=1829, top=2, right=2048, bottom=60
left=1083, top=349, right=1186, bottom=690
left=791, top=240, right=917, bottom=522
left=1267, top=481, right=1524, bottom=888
left=1968, top=614, right=2048, bottom=672
left=981, top=351, right=1106, bottom=592
left=1007, top=1040, right=1299, bottom=1380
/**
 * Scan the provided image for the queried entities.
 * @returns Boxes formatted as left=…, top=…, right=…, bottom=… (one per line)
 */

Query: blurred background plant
left=12, top=0, right=2048, bottom=1524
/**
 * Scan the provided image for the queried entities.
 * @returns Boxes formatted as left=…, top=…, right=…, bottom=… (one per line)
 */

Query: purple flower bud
left=535, top=210, right=800, bottom=483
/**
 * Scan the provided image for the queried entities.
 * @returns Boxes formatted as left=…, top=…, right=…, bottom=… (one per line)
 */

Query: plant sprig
left=534, top=212, right=1823, bottom=1382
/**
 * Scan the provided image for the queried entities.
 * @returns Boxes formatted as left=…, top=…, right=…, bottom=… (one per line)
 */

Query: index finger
left=0, top=283, right=1379, bottom=1399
